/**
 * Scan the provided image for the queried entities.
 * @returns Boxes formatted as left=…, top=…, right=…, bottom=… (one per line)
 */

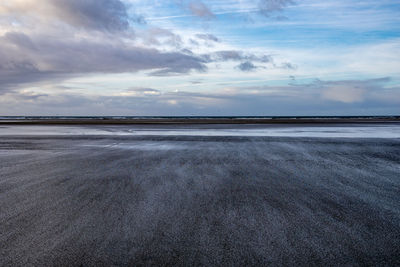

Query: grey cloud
left=178, top=1, right=295, bottom=21
left=237, top=61, right=258, bottom=72
left=213, top=51, right=242, bottom=61
left=51, top=0, right=133, bottom=31
left=280, top=62, right=297, bottom=70
left=199, top=50, right=274, bottom=70
left=210, top=51, right=273, bottom=63
left=315, top=77, right=391, bottom=86
left=191, top=80, right=203, bottom=84
left=4, top=32, right=37, bottom=50
left=195, top=34, right=220, bottom=42
left=3, top=77, right=398, bottom=116
left=199, top=50, right=294, bottom=72
left=231, top=77, right=396, bottom=105
left=258, top=0, right=295, bottom=17
left=180, top=49, right=194, bottom=55
left=0, top=0, right=140, bottom=32
left=315, top=77, right=391, bottom=103
left=0, top=31, right=298, bottom=89
left=189, top=39, right=200, bottom=46
left=2, top=90, right=49, bottom=102
left=141, top=28, right=183, bottom=48
left=188, top=1, right=215, bottom=19
left=0, top=31, right=207, bottom=90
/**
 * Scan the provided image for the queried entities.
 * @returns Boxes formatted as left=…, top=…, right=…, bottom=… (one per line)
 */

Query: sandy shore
left=0, top=126, right=399, bottom=266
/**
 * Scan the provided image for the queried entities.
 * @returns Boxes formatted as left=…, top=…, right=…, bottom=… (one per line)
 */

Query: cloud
left=49, top=0, right=133, bottom=31
left=119, top=88, right=161, bottom=97
left=199, top=50, right=283, bottom=71
left=175, top=0, right=295, bottom=21
left=318, top=78, right=391, bottom=103
left=208, top=50, right=273, bottom=63
left=140, top=27, right=183, bottom=48
left=2, top=77, right=398, bottom=116
left=224, top=77, right=395, bottom=105
left=188, top=1, right=215, bottom=19
left=280, top=62, right=297, bottom=70
left=212, top=50, right=243, bottom=61
left=0, top=28, right=293, bottom=90
left=0, top=0, right=142, bottom=32
left=0, top=31, right=207, bottom=90
left=237, top=61, right=258, bottom=72
left=258, top=0, right=294, bottom=17
left=195, top=34, right=220, bottom=42
left=322, top=85, right=365, bottom=103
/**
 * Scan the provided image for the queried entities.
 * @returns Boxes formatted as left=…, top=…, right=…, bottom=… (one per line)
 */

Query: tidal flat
left=0, top=124, right=399, bottom=266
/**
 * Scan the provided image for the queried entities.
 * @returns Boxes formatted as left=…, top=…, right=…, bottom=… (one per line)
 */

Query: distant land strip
left=0, top=116, right=399, bottom=125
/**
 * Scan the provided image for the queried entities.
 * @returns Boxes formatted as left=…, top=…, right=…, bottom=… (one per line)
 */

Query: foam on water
left=0, top=124, right=399, bottom=138
left=83, top=142, right=187, bottom=150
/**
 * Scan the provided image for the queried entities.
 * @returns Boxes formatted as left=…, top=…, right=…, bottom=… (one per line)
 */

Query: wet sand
left=0, top=116, right=399, bottom=125
left=1, top=125, right=400, bottom=266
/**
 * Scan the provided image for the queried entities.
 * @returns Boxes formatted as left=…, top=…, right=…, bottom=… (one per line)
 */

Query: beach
left=1, top=124, right=399, bottom=266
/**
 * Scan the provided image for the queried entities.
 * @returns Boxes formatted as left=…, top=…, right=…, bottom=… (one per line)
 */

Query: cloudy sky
left=0, top=0, right=399, bottom=116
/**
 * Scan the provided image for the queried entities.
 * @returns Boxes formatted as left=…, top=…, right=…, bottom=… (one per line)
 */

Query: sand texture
left=0, top=126, right=399, bottom=266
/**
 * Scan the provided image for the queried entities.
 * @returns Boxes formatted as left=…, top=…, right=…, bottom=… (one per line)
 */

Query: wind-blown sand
left=0, top=124, right=399, bottom=266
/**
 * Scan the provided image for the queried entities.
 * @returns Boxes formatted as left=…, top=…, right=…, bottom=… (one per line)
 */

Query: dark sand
left=0, top=116, right=399, bottom=125
left=0, top=127, right=400, bottom=266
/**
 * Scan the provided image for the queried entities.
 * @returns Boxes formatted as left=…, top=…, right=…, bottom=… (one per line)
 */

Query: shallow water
left=0, top=123, right=399, bottom=138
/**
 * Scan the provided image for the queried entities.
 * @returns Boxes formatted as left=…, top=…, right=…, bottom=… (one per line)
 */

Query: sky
left=0, top=0, right=399, bottom=116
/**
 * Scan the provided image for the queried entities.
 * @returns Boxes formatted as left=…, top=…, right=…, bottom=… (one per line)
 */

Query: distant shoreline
left=0, top=116, right=399, bottom=125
